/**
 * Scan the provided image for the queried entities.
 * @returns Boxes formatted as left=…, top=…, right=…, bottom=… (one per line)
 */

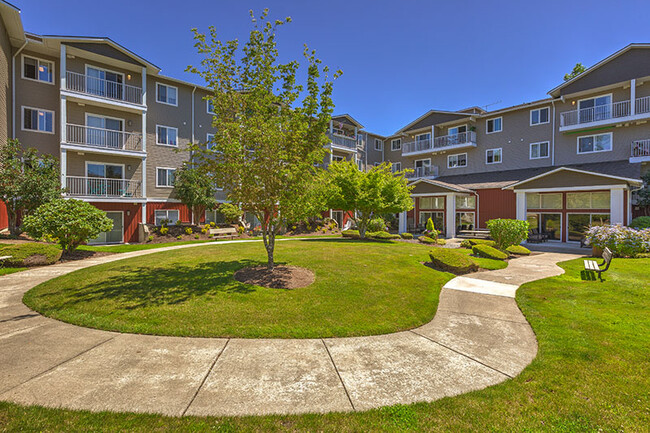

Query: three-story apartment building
left=0, top=1, right=648, bottom=244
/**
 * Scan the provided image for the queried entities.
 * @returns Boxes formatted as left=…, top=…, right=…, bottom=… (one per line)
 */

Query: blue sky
left=18, top=0, right=650, bottom=135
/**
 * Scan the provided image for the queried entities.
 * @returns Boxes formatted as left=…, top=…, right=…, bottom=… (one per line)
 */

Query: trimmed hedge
left=630, top=216, right=650, bottom=230
left=472, top=244, right=508, bottom=260
left=429, top=248, right=478, bottom=274
left=460, top=239, right=497, bottom=248
left=0, top=243, right=62, bottom=267
left=341, top=230, right=360, bottom=239
left=400, top=232, right=413, bottom=240
left=506, top=245, right=531, bottom=256
left=367, top=231, right=400, bottom=240
left=419, top=236, right=437, bottom=244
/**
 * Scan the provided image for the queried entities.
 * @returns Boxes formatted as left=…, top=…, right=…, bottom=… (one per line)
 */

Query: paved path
left=0, top=241, right=582, bottom=416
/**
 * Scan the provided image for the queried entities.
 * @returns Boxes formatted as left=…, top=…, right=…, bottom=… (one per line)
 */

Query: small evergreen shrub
left=418, top=236, right=437, bottom=244
left=368, top=217, right=386, bottom=233
left=429, top=248, right=478, bottom=274
left=194, top=234, right=200, bottom=239
left=436, top=238, right=446, bottom=245
left=472, top=244, right=508, bottom=260
left=0, top=243, right=62, bottom=266
left=341, top=229, right=360, bottom=239
left=175, top=220, right=182, bottom=226
left=630, top=216, right=650, bottom=230
left=176, top=235, right=182, bottom=240
left=506, top=245, right=531, bottom=255
left=460, top=239, right=472, bottom=248
left=185, top=227, right=193, bottom=235
left=635, top=252, right=650, bottom=258
left=147, top=235, right=153, bottom=242
left=400, top=232, right=413, bottom=239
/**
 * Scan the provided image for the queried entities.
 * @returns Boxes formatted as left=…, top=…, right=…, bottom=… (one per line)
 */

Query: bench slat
left=584, top=260, right=599, bottom=271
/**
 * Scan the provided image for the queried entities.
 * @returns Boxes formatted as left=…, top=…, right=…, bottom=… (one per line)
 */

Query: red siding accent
left=0, top=200, right=7, bottom=230
left=91, top=202, right=142, bottom=243
left=476, top=188, right=517, bottom=228
left=146, top=202, right=191, bottom=224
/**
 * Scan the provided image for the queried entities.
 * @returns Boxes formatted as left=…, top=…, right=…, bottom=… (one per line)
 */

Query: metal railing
left=65, top=176, right=142, bottom=198
left=560, top=100, right=631, bottom=127
left=66, top=124, right=142, bottom=151
left=631, top=139, right=650, bottom=157
left=65, top=71, right=143, bottom=105
left=402, top=131, right=476, bottom=155
left=405, top=165, right=439, bottom=179
left=635, top=96, right=650, bottom=115
left=328, top=133, right=357, bottom=149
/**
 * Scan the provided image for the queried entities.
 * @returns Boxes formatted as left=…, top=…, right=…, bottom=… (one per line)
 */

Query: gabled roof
left=332, top=113, right=364, bottom=129
left=504, top=166, right=643, bottom=190
left=395, top=110, right=470, bottom=134
left=548, top=43, right=650, bottom=97
left=408, top=178, right=474, bottom=194
left=0, top=0, right=25, bottom=46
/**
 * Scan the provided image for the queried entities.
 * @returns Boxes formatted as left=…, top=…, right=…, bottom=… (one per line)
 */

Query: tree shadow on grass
left=48, top=259, right=273, bottom=310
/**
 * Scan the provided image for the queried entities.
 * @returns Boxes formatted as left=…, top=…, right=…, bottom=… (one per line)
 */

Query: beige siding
left=66, top=152, right=143, bottom=181
left=66, top=55, right=143, bottom=93
left=66, top=102, right=142, bottom=132
left=0, top=20, right=10, bottom=145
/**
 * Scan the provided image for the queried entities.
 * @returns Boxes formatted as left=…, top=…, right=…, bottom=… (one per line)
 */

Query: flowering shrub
left=585, top=225, right=650, bottom=257
left=159, top=227, right=169, bottom=235
left=185, top=227, right=193, bottom=235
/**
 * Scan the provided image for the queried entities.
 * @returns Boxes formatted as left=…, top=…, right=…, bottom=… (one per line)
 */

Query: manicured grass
left=0, top=266, right=26, bottom=276
left=456, top=247, right=508, bottom=270
left=77, top=239, right=216, bottom=253
left=25, top=239, right=452, bottom=338
left=4, top=257, right=648, bottom=431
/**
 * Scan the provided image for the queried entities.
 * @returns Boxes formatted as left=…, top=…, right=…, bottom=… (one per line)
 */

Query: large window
left=456, top=195, right=476, bottom=209
left=527, top=213, right=561, bottom=241
left=156, top=167, right=176, bottom=187
left=578, top=94, right=611, bottom=123
left=486, top=117, right=502, bottom=133
left=156, top=83, right=178, bottom=106
left=577, top=132, right=612, bottom=154
left=567, top=214, right=610, bottom=242
left=419, top=196, right=445, bottom=209
left=530, top=141, right=549, bottom=159
left=22, top=55, right=53, bottom=83
left=391, top=162, right=401, bottom=173
left=456, top=212, right=475, bottom=230
left=155, top=209, right=180, bottom=226
left=530, top=107, right=549, bottom=125
left=566, top=191, right=610, bottom=209
left=156, top=125, right=178, bottom=147
left=205, top=209, right=225, bottom=224
left=391, top=139, right=401, bottom=151
left=526, top=193, right=562, bottom=209
left=22, top=107, right=54, bottom=133
left=419, top=211, right=444, bottom=232
left=448, top=153, right=467, bottom=168
left=486, top=148, right=502, bottom=164
left=86, top=66, right=123, bottom=100
left=374, top=139, right=383, bottom=151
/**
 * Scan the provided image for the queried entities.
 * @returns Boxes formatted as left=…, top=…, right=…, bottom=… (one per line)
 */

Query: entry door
left=86, top=67, right=123, bottom=100
left=89, top=211, right=123, bottom=244
left=448, top=125, right=467, bottom=145
left=456, top=212, right=475, bottom=231
left=87, top=115, right=123, bottom=148
left=578, top=95, right=611, bottom=123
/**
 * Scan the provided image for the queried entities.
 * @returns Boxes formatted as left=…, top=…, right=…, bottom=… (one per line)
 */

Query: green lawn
left=25, top=239, right=457, bottom=338
left=0, top=266, right=26, bottom=276
left=4, top=256, right=648, bottom=431
left=77, top=239, right=217, bottom=253
left=456, top=247, right=509, bottom=270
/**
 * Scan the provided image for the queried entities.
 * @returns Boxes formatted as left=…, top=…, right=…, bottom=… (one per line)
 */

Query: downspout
left=551, top=99, right=556, bottom=166
left=474, top=191, right=480, bottom=229
left=11, top=40, right=28, bottom=139
left=190, top=86, right=196, bottom=224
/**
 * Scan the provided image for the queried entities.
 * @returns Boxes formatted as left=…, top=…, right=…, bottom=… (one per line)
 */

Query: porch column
left=141, top=203, right=147, bottom=224
left=60, top=148, right=67, bottom=190
left=398, top=211, right=407, bottom=234
left=445, top=193, right=456, bottom=238
left=631, top=79, right=636, bottom=116
left=515, top=191, right=527, bottom=221
left=610, top=188, right=625, bottom=225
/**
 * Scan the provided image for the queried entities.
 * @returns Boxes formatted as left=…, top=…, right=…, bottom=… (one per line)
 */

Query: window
left=205, top=209, right=225, bottom=224
left=415, top=133, right=431, bottom=145
left=567, top=213, right=610, bottom=242
left=486, top=117, right=502, bottom=133
left=530, top=107, right=550, bottom=125
left=486, top=148, right=502, bottom=164
left=456, top=195, right=476, bottom=209
left=374, top=162, right=381, bottom=167
left=374, top=139, right=383, bottom=151
left=207, top=99, right=215, bottom=114
left=156, top=167, right=176, bottom=187
left=447, top=153, right=467, bottom=168
left=577, top=132, right=612, bottom=154
left=86, top=162, right=123, bottom=179
left=530, top=141, right=549, bottom=159
left=566, top=192, right=610, bottom=209
left=526, top=193, right=562, bottom=209
left=155, top=210, right=180, bottom=226
left=419, top=211, right=444, bottom=231
left=156, top=125, right=178, bottom=146
left=156, top=83, right=178, bottom=106
left=419, top=196, right=445, bottom=209
left=22, top=107, right=54, bottom=133
left=391, top=139, right=401, bottom=151
left=206, top=133, right=215, bottom=150
left=22, top=55, right=53, bottom=83
left=448, top=125, right=467, bottom=136
left=414, top=159, right=431, bottom=177
left=332, top=155, right=345, bottom=162
left=391, top=162, right=401, bottom=173
left=86, top=66, right=123, bottom=99
left=578, top=94, right=611, bottom=123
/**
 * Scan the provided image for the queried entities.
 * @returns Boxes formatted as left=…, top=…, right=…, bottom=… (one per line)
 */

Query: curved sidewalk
left=0, top=240, right=581, bottom=417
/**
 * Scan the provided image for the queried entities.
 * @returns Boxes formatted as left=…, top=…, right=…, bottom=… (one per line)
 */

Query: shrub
left=486, top=219, right=529, bottom=250
left=436, top=238, right=446, bottom=245
left=585, top=225, right=650, bottom=257
left=176, top=235, right=182, bottom=240
left=468, top=239, right=497, bottom=247
left=368, top=217, right=386, bottom=233
left=341, top=229, right=360, bottom=239
left=506, top=245, right=531, bottom=256
left=367, top=231, right=400, bottom=240
left=0, top=243, right=62, bottom=266
left=218, top=203, right=242, bottom=224
left=424, top=217, right=439, bottom=239
left=208, top=234, right=214, bottom=238
left=400, top=232, right=413, bottom=239
left=460, top=239, right=472, bottom=248
left=419, top=236, right=437, bottom=244
left=159, top=227, right=169, bottom=235
left=429, top=248, right=478, bottom=274
left=630, top=216, right=650, bottom=230
left=147, top=235, right=153, bottom=242
left=194, top=234, right=200, bottom=239
left=237, top=226, right=245, bottom=235
left=635, top=252, right=650, bottom=258
left=22, top=199, right=113, bottom=253
left=185, top=227, right=193, bottom=235
left=210, top=222, right=216, bottom=228
left=175, top=220, right=182, bottom=226
left=201, top=227, right=208, bottom=234
left=472, top=244, right=508, bottom=260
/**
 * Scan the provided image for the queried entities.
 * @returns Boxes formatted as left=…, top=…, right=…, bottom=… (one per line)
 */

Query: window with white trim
left=22, top=107, right=54, bottom=133
left=206, top=133, right=215, bottom=150
left=566, top=192, right=610, bottom=209
left=207, top=99, right=215, bottom=114
left=391, top=162, right=401, bottom=173
left=447, top=153, right=467, bottom=168
left=155, top=209, right=180, bottom=226
left=156, top=83, right=178, bottom=106
left=156, top=167, right=176, bottom=187
left=374, top=139, right=383, bottom=151
left=486, top=148, right=502, bottom=164
left=486, top=117, right=502, bottom=133
left=530, top=141, right=549, bottom=159
left=391, top=139, right=401, bottom=151
left=22, top=55, right=53, bottom=83
left=577, top=132, right=612, bottom=154
left=332, top=155, right=345, bottom=162
left=156, top=125, right=178, bottom=146
left=530, top=107, right=549, bottom=125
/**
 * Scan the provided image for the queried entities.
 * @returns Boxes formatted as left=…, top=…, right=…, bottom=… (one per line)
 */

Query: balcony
left=328, top=133, right=357, bottom=151
left=65, top=176, right=143, bottom=199
left=402, top=131, right=476, bottom=156
left=65, top=124, right=143, bottom=153
left=560, top=96, right=650, bottom=131
left=405, top=165, right=439, bottom=179
left=64, top=71, right=143, bottom=105
left=630, top=139, right=650, bottom=163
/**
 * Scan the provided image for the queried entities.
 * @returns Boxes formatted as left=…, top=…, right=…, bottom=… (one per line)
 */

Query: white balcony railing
left=635, top=96, right=650, bottom=115
left=402, top=131, right=476, bottom=155
left=558, top=97, right=650, bottom=127
left=65, top=176, right=142, bottom=198
left=65, top=71, right=143, bottom=105
left=405, top=165, right=439, bottom=179
left=66, top=124, right=143, bottom=151
left=328, top=133, right=357, bottom=149
left=631, top=139, right=650, bottom=157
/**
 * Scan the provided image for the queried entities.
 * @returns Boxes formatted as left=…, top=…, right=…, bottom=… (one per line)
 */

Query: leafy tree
left=564, top=63, right=586, bottom=81
left=187, top=9, right=337, bottom=268
left=0, top=139, right=61, bottom=236
left=486, top=218, right=530, bottom=250
left=218, top=202, right=243, bottom=224
left=173, top=163, right=218, bottom=225
left=22, top=199, right=113, bottom=253
left=635, top=170, right=650, bottom=216
left=325, top=160, right=413, bottom=239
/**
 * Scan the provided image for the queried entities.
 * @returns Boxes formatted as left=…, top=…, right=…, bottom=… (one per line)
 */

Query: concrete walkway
left=0, top=240, right=582, bottom=417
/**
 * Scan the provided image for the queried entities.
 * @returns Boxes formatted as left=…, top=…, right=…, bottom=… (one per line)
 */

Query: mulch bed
left=233, top=265, right=315, bottom=289
left=59, top=250, right=115, bottom=262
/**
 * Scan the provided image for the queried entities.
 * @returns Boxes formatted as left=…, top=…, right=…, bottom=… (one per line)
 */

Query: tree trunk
left=7, top=209, right=18, bottom=237
left=266, top=232, right=275, bottom=269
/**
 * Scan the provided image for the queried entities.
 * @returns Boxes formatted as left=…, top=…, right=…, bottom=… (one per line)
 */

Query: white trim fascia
left=504, top=166, right=643, bottom=190
left=513, top=185, right=629, bottom=193
left=20, top=105, right=55, bottom=134
left=21, top=53, right=55, bottom=85
left=331, top=144, right=357, bottom=153
left=156, top=82, right=179, bottom=107
left=64, top=196, right=147, bottom=203
left=529, top=106, right=550, bottom=126
left=146, top=198, right=183, bottom=203
left=60, top=90, right=147, bottom=111
left=411, top=192, right=450, bottom=197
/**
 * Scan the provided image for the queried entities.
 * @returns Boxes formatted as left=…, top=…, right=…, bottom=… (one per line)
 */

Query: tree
left=173, top=163, right=218, bottom=225
left=0, top=139, right=61, bottom=236
left=564, top=63, right=586, bottom=81
left=218, top=202, right=243, bottom=224
left=187, top=9, right=337, bottom=268
left=22, top=199, right=113, bottom=253
left=325, top=160, right=413, bottom=239
left=635, top=170, right=650, bottom=216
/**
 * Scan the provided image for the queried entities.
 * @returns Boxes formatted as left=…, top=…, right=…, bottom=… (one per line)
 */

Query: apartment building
left=0, top=1, right=648, bottom=244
